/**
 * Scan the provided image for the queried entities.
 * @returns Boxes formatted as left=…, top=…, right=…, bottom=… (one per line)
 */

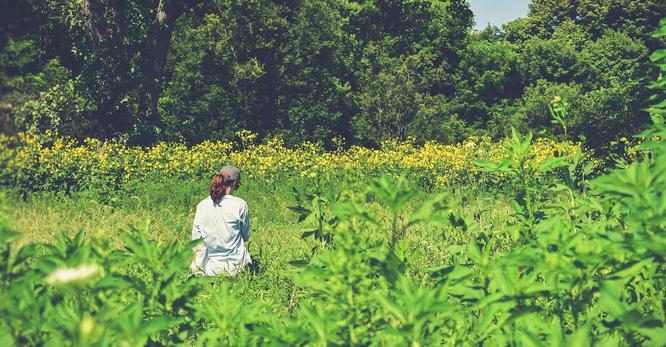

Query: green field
left=7, top=177, right=510, bottom=314
left=2, top=2, right=666, bottom=345
left=3, top=122, right=666, bottom=345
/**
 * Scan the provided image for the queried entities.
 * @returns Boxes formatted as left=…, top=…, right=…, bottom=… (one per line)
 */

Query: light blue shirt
left=191, top=195, right=252, bottom=276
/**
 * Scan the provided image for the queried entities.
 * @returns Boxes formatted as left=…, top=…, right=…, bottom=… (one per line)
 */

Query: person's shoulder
left=196, top=196, right=213, bottom=209
left=228, top=195, right=248, bottom=207
left=228, top=195, right=246, bottom=203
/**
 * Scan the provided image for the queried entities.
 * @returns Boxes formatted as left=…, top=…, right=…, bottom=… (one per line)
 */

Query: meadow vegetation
left=0, top=128, right=578, bottom=193
left=2, top=88, right=666, bottom=345
left=1, top=2, right=666, bottom=346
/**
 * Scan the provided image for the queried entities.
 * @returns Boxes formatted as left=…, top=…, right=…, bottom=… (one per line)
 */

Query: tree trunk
left=137, top=1, right=174, bottom=143
left=78, top=0, right=201, bottom=142
left=137, top=0, right=201, bottom=144
left=80, top=0, right=132, bottom=139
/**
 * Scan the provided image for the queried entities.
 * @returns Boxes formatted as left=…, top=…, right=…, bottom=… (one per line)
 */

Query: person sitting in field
left=190, top=165, right=252, bottom=276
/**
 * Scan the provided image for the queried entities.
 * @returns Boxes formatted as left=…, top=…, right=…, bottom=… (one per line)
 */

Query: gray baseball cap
left=218, top=165, right=241, bottom=182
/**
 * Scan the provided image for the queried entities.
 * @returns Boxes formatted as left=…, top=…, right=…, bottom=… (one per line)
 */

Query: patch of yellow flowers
left=0, top=130, right=579, bottom=191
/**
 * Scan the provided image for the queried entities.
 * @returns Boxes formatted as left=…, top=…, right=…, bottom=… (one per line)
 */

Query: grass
left=3, top=143, right=665, bottom=344
left=5, top=176, right=518, bottom=316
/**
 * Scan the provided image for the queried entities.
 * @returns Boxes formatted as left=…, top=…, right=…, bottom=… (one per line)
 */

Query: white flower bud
left=46, top=264, right=101, bottom=285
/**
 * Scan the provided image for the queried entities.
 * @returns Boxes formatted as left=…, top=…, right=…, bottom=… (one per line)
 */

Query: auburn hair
left=210, top=172, right=236, bottom=204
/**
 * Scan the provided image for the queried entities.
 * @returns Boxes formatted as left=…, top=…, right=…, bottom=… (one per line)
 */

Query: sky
left=468, top=0, right=531, bottom=30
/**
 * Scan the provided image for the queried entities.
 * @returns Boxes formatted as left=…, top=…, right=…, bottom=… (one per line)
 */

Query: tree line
left=0, top=0, right=664, bottom=150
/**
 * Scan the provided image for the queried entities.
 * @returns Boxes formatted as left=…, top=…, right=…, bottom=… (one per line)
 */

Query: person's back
left=191, top=166, right=251, bottom=276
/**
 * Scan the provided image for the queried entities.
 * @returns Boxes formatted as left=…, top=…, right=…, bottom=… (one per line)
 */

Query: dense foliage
left=2, top=2, right=666, bottom=346
left=1, top=0, right=664, bottom=149
left=0, top=129, right=578, bottom=193
left=1, top=107, right=665, bottom=345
